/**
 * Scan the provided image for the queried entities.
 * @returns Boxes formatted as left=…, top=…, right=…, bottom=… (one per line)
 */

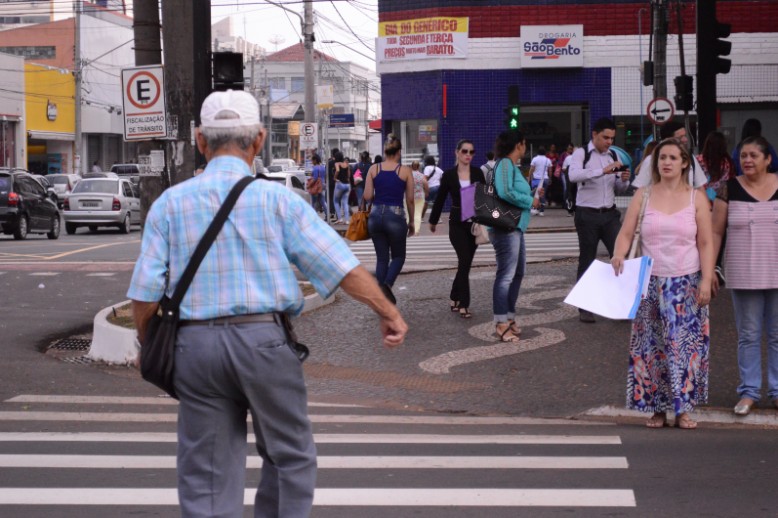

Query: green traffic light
left=511, top=107, right=519, bottom=116
left=510, top=119, right=518, bottom=129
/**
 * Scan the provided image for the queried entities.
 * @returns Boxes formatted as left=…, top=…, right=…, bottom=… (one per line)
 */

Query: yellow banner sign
left=378, top=17, right=469, bottom=62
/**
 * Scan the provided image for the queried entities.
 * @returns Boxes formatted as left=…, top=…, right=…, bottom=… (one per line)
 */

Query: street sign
left=330, top=113, right=355, bottom=128
left=300, top=122, right=317, bottom=149
left=121, top=65, right=168, bottom=141
left=646, top=97, right=675, bottom=126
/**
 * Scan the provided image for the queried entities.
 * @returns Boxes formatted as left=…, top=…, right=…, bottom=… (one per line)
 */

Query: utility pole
left=162, top=0, right=211, bottom=186
left=133, top=0, right=164, bottom=224
left=651, top=0, right=668, bottom=138
left=303, top=0, right=315, bottom=124
left=73, top=0, right=82, bottom=174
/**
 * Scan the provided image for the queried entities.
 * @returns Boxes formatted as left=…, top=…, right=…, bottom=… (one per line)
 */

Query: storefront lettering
left=523, top=41, right=582, bottom=56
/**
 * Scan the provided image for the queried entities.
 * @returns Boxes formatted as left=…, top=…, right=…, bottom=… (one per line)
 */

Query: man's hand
left=605, top=162, right=624, bottom=174
left=407, top=223, right=415, bottom=237
left=380, top=313, right=408, bottom=348
left=620, top=170, right=631, bottom=182
left=429, top=224, right=437, bottom=233
left=339, top=266, right=408, bottom=348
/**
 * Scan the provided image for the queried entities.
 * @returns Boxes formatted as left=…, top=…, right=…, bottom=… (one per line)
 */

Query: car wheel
left=65, top=222, right=78, bottom=235
left=47, top=216, right=60, bottom=239
left=13, top=215, right=28, bottom=240
left=120, top=213, right=131, bottom=234
left=88, top=225, right=98, bottom=233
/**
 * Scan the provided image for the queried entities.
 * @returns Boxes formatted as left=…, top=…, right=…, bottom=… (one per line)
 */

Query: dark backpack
left=564, top=148, right=618, bottom=214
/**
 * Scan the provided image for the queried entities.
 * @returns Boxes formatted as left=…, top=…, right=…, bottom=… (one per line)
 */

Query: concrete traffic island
left=87, top=283, right=334, bottom=365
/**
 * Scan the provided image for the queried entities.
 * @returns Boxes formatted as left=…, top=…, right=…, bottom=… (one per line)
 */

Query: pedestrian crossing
left=0, top=394, right=636, bottom=514
left=349, top=232, right=579, bottom=270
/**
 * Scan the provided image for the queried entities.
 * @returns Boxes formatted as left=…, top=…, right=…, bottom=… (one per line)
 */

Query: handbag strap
left=169, top=175, right=257, bottom=307
left=629, top=186, right=651, bottom=259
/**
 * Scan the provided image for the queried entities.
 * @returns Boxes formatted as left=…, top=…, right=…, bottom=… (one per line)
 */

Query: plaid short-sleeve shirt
left=127, top=156, right=360, bottom=320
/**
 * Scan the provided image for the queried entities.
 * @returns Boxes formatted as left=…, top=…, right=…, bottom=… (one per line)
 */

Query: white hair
left=200, top=112, right=261, bottom=151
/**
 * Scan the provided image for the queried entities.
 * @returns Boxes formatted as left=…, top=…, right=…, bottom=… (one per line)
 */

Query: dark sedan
left=0, top=170, right=60, bottom=240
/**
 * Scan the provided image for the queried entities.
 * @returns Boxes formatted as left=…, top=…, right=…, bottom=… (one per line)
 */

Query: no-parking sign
left=121, top=65, right=168, bottom=141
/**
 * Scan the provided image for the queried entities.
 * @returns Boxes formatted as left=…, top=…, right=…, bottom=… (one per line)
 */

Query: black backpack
left=564, top=148, right=618, bottom=214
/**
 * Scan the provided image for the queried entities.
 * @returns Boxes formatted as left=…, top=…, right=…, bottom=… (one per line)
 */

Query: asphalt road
left=1, top=225, right=777, bottom=517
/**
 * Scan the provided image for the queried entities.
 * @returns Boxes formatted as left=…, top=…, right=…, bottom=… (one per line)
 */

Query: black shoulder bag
left=140, top=175, right=257, bottom=399
left=472, top=158, right=523, bottom=231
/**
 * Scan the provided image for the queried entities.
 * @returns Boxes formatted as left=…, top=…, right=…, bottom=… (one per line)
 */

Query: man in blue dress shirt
left=128, top=90, right=407, bottom=518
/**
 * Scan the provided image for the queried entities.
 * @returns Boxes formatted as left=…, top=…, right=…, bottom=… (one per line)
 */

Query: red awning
left=368, top=119, right=382, bottom=131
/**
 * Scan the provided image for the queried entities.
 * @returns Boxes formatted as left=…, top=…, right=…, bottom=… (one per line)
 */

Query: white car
left=63, top=177, right=141, bottom=234
left=270, top=158, right=299, bottom=171
left=264, top=171, right=311, bottom=204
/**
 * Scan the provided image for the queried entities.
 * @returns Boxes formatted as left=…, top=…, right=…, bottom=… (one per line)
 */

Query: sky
left=210, top=0, right=379, bottom=71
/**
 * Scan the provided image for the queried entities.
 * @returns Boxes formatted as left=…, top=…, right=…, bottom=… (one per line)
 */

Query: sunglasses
left=459, top=149, right=476, bottom=155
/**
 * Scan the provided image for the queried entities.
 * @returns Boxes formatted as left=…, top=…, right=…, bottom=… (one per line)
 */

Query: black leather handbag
left=141, top=175, right=257, bottom=398
left=472, top=158, right=523, bottom=231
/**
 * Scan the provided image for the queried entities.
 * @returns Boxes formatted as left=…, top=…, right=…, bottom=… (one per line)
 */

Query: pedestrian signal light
left=674, top=75, right=694, bottom=112
left=504, top=85, right=520, bottom=130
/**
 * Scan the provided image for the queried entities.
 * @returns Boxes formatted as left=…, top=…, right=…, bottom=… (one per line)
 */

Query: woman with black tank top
left=362, top=134, right=415, bottom=303
left=428, top=139, right=486, bottom=318
left=333, top=151, right=351, bottom=224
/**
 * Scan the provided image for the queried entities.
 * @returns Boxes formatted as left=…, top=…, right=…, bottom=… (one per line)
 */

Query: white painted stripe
left=28, top=272, right=59, bottom=276
left=5, top=395, right=365, bottom=408
left=0, top=411, right=608, bottom=426
left=0, top=432, right=621, bottom=445
left=0, top=454, right=627, bottom=470
left=0, top=488, right=637, bottom=507
left=84, top=273, right=116, bottom=277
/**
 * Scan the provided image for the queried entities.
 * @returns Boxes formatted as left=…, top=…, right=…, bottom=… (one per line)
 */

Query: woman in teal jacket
left=490, top=130, right=540, bottom=342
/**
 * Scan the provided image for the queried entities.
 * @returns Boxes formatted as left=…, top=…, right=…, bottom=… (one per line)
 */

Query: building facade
left=377, top=0, right=778, bottom=169
left=252, top=43, right=377, bottom=162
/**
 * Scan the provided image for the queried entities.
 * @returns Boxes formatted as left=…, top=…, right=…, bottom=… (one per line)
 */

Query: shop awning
left=368, top=119, right=382, bottom=131
left=28, top=130, right=75, bottom=141
left=270, top=102, right=302, bottom=120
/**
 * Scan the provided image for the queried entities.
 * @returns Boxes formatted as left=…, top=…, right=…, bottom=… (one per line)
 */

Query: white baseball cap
left=200, top=89, right=261, bottom=129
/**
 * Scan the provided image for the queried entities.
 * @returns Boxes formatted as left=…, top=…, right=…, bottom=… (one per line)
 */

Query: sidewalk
left=327, top=204, right=579, bottom=236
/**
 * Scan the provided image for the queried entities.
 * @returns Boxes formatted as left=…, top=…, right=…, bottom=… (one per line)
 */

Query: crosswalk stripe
left=5, top=395, right=365, bottom=408
left=0, top=432, right=621, bottom=445
left=0, top=488, right=637, bottom=507
left=0, top=411, right=609, bottom=426
left=27, top=272, right=59, bottom=276
left=84, top=272, right=116, bottom=277
left=0, top=454, right=628, bottom=470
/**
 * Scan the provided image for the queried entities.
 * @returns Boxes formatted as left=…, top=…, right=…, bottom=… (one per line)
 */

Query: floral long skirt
left=627, top=272, right=710, bottom=414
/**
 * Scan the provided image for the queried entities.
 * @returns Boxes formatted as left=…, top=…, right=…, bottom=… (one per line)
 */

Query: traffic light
left=503, top=85, right=520, bottom=130
left=674, top=75, right=694, bottom=112
left=697, top=0, right=732, bottom=146
left=212, top=51, right=245, bottom=92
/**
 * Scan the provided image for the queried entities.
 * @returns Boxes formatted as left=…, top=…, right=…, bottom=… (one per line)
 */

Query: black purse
left=472, top=158, right=523, bottom=231
left=140, top=175, right=257, bottom=399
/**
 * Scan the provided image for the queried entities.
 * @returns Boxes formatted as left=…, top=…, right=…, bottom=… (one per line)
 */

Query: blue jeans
left=489, top=227, right=526, bottom=322
left=368, top=205, right=407, bottom=287
left=731, top=289, right=778, bottom=400
left=530, top=178, right=549, bottom=211
left=334, top=182, right=350, bottom=221
left=426, top=185, right=439, bottom=204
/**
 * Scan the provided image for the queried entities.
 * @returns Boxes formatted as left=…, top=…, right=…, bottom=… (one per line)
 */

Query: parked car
left=45, top=173, right=81, bottom=207
left=264, top=171, right=311, bottom=204
left=110, top=164, right=140, bottom=185
left=63, top=177, right=140, bottom=234
left=270, top=158, right=299, bottom=171
left=0, top=170, right=60, bottom=240
left=82, top=171, right=119, bottom=179
left=31, top=174, right=59, bottom=205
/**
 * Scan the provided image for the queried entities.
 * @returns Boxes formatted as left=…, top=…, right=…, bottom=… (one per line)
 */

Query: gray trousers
left=175, top=320, right=316, bottom=518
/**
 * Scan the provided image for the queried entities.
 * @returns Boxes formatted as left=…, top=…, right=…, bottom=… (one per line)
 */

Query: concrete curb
left=88, top=285, right=334, bottom=365
left=580, top=404, right=778, bottom=429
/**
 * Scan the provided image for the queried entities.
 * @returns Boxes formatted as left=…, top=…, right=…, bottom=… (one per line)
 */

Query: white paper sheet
left=564, top=257, right=654, bottom=320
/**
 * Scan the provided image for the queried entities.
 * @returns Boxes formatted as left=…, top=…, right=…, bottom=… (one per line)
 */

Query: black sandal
left=459, top=308, right=472, bottom=319
left=496, top=323, right=520, bottom=343
left=450, top=301, right=460, bottom=312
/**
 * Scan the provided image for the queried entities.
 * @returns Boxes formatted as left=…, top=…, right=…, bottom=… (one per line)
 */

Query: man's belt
left=577, top=205, right=617, bottom=213
left=180, top=313, right=279, bottom=327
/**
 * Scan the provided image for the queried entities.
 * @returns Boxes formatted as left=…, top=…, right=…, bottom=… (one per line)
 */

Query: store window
left=395, top=119, right=438, bottom=164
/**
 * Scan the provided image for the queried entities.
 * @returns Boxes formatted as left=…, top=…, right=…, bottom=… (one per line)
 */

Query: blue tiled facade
left=381, top=68, right=611, bottom=169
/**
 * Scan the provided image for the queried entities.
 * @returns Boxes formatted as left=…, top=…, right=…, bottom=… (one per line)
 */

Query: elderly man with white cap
left=127, top=90, right=408, bottom=517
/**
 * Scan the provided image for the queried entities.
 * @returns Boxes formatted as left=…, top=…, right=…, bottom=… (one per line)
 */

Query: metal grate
left=48, top=338, right=91, bottom=352
left=61, top=355, right=95, bottom=365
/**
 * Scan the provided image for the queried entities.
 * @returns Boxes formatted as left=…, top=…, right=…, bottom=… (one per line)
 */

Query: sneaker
left=538, top=211, right=545, bottom=217
left=530, top=209, right=539, bottom=216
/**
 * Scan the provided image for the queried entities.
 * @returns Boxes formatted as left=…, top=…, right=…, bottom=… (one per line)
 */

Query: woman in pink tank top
left=612, top=138, right=714, bottom=430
